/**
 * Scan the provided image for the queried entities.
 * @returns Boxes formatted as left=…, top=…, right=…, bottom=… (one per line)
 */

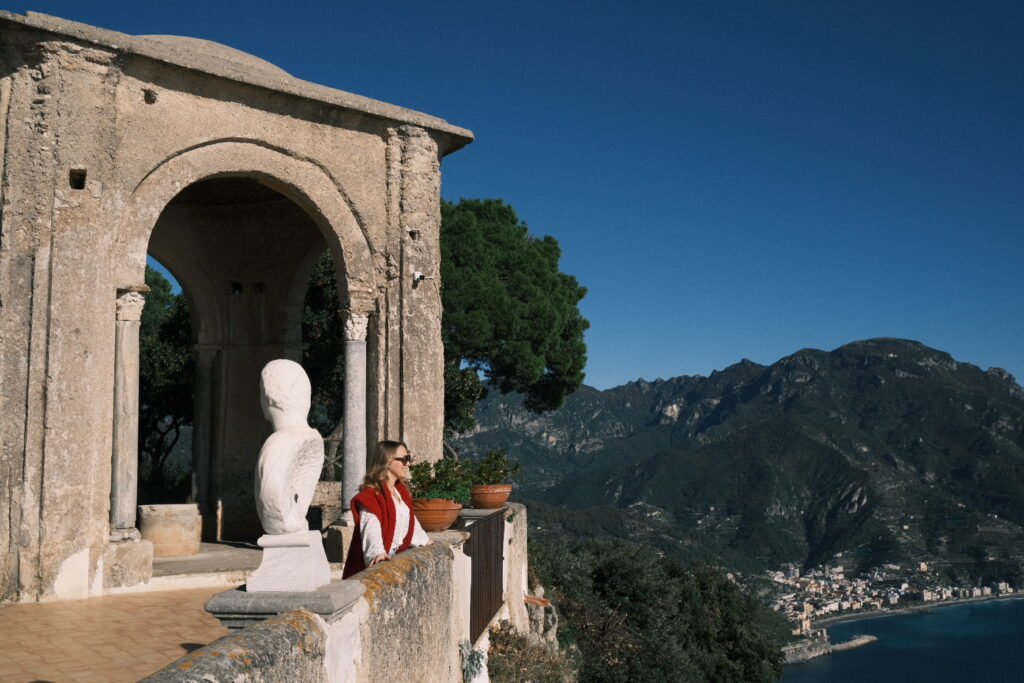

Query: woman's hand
left=369, top=553, right=388, bottom=566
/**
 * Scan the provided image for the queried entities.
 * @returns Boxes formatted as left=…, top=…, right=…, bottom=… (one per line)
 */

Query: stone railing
left=142, top=609, right=329, bottom=682
left=142, top=504, right=530, bottom=683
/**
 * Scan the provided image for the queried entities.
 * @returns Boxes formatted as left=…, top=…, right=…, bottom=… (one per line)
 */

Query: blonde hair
left=362, top=440, right=409, bottom=490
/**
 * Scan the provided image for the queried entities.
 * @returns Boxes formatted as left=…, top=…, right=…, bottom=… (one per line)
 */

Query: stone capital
left=341, top=310, right=369, bottom=341
left=115, top=289, right=147, bottom=322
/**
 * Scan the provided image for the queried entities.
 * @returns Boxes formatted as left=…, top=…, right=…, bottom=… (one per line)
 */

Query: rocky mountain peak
left=453, top=338, right=1024, bottom=577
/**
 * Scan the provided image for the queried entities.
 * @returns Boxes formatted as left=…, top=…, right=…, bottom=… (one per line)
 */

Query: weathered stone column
left=110, top=287, right=147, bottom=537
left=104, top=286, right=153, bottom=592
left=341, top=311, right=368, bottom=520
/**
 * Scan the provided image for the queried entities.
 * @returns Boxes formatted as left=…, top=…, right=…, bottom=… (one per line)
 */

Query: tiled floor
left=0, top=587, right=227, bottom=682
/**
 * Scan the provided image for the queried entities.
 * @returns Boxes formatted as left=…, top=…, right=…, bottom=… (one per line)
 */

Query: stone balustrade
left=142, top=504, right=529, bottom=683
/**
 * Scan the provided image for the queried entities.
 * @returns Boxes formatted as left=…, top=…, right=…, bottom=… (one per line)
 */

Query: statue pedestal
left=247, top=529, right=330, bottom=592
left=206, top=579, right=365, bottom=631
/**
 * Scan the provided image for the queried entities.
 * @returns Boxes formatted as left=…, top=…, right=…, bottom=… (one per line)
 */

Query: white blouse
left=358, top=491, right=430, bottom=565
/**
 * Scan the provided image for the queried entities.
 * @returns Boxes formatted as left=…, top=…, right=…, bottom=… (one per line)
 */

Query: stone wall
left=353, top=537, right=465, bottom=682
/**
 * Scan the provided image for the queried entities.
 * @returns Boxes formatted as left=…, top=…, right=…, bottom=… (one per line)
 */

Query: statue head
left=259, top=359, right=312, bottom=429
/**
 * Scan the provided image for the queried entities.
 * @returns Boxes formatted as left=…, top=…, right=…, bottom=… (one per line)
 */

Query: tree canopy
left=531, top=539, right=785, bottom=683
left=441, top=199, right=588, bottom=434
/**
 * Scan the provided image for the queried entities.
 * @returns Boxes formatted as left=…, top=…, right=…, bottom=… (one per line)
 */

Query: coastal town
left=764, top=561, right=1019, bottom=636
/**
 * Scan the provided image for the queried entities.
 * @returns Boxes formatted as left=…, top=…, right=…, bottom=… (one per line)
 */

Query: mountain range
left=452, top=338, right=1024, bottom=582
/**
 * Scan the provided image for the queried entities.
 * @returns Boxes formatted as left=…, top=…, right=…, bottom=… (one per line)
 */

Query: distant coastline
left=812, top=592, right=1024, bottom=629
left=785, top=594, right=1024, bottom=666
left=782, top=594, right=1024, bottom=682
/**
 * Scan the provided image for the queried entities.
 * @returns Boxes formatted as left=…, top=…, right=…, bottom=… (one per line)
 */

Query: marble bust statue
left=254, top=359, right=325, bottom=535
left=248, top=359, right=330, bottom=591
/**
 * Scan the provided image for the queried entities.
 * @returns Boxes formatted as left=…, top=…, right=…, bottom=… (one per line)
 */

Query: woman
left=342, top=440, right=431, bottom=578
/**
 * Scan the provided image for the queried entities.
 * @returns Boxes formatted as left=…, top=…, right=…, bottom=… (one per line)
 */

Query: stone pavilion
left=0, top=11, right=472, bottom=602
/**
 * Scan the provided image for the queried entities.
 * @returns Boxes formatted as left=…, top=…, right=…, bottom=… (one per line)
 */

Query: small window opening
left=230, top=281, right=243, bottom=296
left=69, top=168, right=86, bottom=190
left=143, top=89, right=158, bottom=104
left=408, top=229, right=420, bottom=241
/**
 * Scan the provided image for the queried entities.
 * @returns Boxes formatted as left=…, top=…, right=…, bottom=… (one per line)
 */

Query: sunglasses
left=393, top=455, right=412, bottom=465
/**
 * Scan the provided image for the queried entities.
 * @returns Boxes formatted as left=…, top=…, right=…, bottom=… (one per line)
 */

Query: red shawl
left=342, top=481, right=415, bottom=579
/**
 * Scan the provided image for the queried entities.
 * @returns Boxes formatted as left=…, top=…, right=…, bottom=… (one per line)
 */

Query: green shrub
left=409, top=458, right=472, bottom=505
left=471, top=449, right=522, bottom=485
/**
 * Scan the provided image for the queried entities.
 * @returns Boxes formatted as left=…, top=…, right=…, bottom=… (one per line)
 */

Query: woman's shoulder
left=354, top=484, right=383, bottom=503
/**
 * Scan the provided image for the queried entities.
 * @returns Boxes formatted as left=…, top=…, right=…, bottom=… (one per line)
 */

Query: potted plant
left=409, top=457, right=471, bottom=531
left=469, top=449, right=520, bottom=509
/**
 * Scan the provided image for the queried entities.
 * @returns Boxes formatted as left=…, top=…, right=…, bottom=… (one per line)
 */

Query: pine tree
left=441, top=199, right=589, bottom=435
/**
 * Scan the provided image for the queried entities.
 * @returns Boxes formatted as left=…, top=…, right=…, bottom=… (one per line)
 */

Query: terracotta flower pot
left=412, top=498, right=463, bottom=531
left=470, top=483, right=513, bottom=509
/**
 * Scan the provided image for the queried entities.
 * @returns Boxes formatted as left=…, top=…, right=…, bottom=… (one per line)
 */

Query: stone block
left=102, top=538, right=154, bottom=589
left=248, top=529, right=330, bottom=592
left=138, top=504, right=202, bottom=557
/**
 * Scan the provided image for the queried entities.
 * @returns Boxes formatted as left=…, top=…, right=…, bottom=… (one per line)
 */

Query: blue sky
left=20, top=1, right=1023, bottom=389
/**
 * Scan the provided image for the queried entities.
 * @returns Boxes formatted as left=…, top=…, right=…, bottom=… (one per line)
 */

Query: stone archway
left=116, top=139, right=376, bottom=304
left=114, top=142, right=377, bottom=543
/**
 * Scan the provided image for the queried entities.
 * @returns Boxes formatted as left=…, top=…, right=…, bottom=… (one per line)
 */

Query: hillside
left=453, top=339, right=1024, bottom=580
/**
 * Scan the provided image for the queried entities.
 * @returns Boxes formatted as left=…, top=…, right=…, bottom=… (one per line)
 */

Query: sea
left=781, top=597, right=1024, bottom=683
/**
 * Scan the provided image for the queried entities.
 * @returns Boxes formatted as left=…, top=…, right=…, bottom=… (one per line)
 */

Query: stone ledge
left=351, top=535, right=466, bottom=608
left=431, top=529, right=471, bottom=544
left=460, top=506, right=507, bottom=520
left=206, top=579, right=365, bottom=631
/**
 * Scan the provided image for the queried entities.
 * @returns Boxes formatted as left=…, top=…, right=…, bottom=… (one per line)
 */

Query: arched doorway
left=109, top=141, right=377, bottom=555
left=147, top=176, right=334, bottom=540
